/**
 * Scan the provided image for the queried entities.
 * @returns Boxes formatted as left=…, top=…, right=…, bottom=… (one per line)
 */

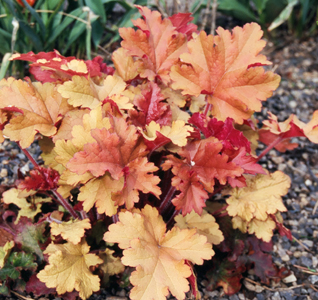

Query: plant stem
left=0, top=224, right=16, bottom=236
left=257, top=136, right=284, bottom=162
left=166, top=209, right=181, bottom=229
left=159, top=185, right=176, bottom=213
left=20, top=145, right=79, bottom=220
left=52, top=189, right=80, bottom=220
left=203, top=101, right=212, bottom=116
left=21, top=147, right=39, bottom=168
left=211, top=204, right=228, bottom=216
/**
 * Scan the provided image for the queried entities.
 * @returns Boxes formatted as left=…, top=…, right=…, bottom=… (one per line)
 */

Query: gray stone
left=280, top=290, right=295, bottom=300
left=308, top=275, right=318, bottom=284
left=300, top=256, right=313, bottom=267
left=229, top=295, right=240, bottom=300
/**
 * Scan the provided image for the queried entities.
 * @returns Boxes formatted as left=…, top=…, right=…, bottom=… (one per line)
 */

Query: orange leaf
left=170, top=23, right=280, bottom=123
left=119, top=6, right=188, bottom=83
left=259, top=111, right=318, bottom=151
left=113, top=157, right=161, bottom=210
left=0, top=79, right=62, bottom=148
left=162, top=137, right=243, bottom=215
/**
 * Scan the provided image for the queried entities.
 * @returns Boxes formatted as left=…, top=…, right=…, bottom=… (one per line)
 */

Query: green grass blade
left=47, top=8, right=86, bottom=45
left=85, top=0, right=106, bottom=23
left=20, top=0, right=46, bottom=38
left=0, top=53, right=11, bottom=80
left=268, top=0, right=298, bottom=31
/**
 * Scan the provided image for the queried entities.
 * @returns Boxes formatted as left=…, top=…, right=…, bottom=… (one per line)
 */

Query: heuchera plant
left=1, top=5, right=318, bottom=300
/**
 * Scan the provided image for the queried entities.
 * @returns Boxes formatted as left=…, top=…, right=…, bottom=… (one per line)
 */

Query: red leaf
left=168, top=13, right=198, bottom=38
left=26, top=274, right=56, bottom=296
left=130, top=82, right=171, bottom=127
left=18, top=167, right=60, bottom=191
left=189, top=113, right=251, bottom=152
left=162, top=137, right=243, bottom=215
left=11, top=51, right=109, bottom=83
left=206, top=260, right=244, bottom=295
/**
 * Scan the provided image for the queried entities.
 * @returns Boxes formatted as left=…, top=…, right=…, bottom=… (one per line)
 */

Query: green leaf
left=15, top=223, right=47, bottom=261
left=252, top=0, right=270, bottom=14
left=0, top=53, right=11, bottom=80
left=268, top=0, right=298, bottom=31
left=47, top=8, right=86, bottom=46
left=20, top=0, right=46, bottom=38
left=0, top=265, right=20, bottom=281
left=217, top=0, right=259, bottom=23
left=0, top=282, right=9, bottom=295
left=85, top=0, right=106, bottom=23
left=9, top=252, right=36, bottom=269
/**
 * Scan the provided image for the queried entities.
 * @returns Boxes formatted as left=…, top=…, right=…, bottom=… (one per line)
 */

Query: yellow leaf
left=58, top=76, right=100, bottom=109
left=0, top=241, right=14, bottom=268
left=112, top=48, right=139, bottom=82
left=50, top=219, right=91, bottom=244
left=248, top=217, right=276, bottom=242
left=53, top=109, right=88, bottom=142
left=232, top=215, right=276, bottom=242
left=174, top=210, right=224, bottom=245
left=225, top=171, right=290, bottom=222
left=37, top=240, right=102, bottom=300
left=142, top=120, right=193, bottom=147
left=60, top=59, right=88, bottom=73
left=99, top=249, right=125, bottom=284
left=104, top=205, right=214, bottom=300
left=78, top=173, right=124, bottom=216
left=2, top=188, right=51, bottom=223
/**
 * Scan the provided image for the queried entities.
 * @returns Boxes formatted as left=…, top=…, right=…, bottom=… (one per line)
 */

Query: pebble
left=0, top=168, right=8, bottom=178
left=302, top=240, right=313, bottom=248
left=282, top=273, right=297, bottom=283
left=300, top=256, right=313, bottom=267
left=279, top=290, right=295, bottom=300
left=271, top=291, right=281, bottom=300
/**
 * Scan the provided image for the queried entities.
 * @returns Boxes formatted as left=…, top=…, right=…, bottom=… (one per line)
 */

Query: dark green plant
left=0, top=0, right=147, bottom=78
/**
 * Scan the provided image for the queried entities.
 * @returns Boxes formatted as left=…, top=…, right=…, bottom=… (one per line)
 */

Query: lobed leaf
left=50, top=219, right=91, bottom=245
left=37, top=241, right=102, bottom=300
left=170, top=23, right=280, bottom=123
left=104, top=205, right=214, bottom=300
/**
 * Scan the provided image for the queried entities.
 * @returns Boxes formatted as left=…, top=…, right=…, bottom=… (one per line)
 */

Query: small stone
left=293, top=251, right=302, bottom=258
left=229, top=295, right=240, bottom=300
left=308, top=275, right=318, bottom=284
left=281, top=254, right=290, bottom=262
left=302, top=239, right=313, bottom=248
left=204, top=290, right=219, bottom=298
left=272, top=156, right=285, bottom=164
left=312, top=291, right=318, bottom=300
left=300, top=197, right=310, bottom=207
left=271, top=291, right=281, bottom=300
left=279, top=290, right=295, bottom=300
left=289, top=100, right=298, bottom=108
left=277, top=163, right=287, bottom=171
left=282, top=273, right=297, bottom=283
left=305, top=179, right=312, bottom=186
left=0, top=168, right=8, bottom=178
left=238, top=293, right=245, bottom=300
left=256, top=294, right=266, bottom=300
left=313, top=256, right=318, bottom=268
left=300, top=256, right=312, bottom=267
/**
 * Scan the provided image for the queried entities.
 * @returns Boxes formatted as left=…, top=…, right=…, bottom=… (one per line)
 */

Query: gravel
left=1, top=34, right=318, bottom=300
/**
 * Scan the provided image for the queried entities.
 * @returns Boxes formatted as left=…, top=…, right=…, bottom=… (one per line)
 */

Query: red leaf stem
left=257, top=136, right=284, bottom=162
left=203, top=101, right=212, bottom=116
left=20, top=146, right=80, bottom=220
left=158, top=185, right=176, bottom=213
